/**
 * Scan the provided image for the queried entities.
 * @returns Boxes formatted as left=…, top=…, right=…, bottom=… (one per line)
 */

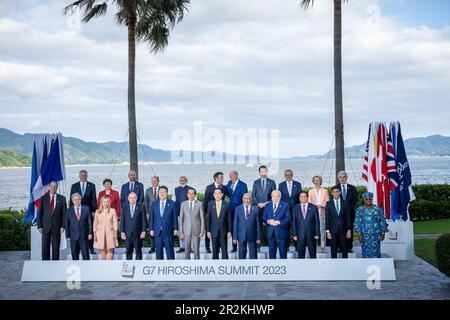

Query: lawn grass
left=414, top=239, right=437, bottom=267
left=413, top=218, right=450, bottom=234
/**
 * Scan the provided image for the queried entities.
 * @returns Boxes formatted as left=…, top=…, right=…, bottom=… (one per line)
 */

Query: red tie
left=245, top=206, right=250, bottom=220
left=50, top=195, right=55, bottom=215
left=302, top=205, right=307, bottom=219
left=76, top=207, right=80, bottom=221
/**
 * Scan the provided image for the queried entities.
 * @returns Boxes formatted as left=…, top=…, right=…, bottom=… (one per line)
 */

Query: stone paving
left=1, top=251, right=449, bottom=300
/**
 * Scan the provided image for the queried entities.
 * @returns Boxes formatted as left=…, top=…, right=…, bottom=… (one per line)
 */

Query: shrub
left=0, top=209, right=31, bottom=251
left=435, top=234, right=450, bottom=277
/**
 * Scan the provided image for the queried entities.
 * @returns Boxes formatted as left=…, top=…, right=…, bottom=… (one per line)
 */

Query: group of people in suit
left=36, top=167, right=359, bottom=261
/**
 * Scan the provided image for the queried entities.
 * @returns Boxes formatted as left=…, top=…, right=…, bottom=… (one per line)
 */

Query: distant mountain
left=0, top=149, right=31, bottom=167
left=287, top=134, right=450, bottom=160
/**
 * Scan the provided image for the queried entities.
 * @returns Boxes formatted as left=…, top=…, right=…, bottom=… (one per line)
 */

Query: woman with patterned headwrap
left=354, top=192, right=389, bottom=258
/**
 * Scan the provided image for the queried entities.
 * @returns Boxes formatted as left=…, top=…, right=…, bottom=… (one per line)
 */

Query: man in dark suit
left=37, top=181, right=67, bottom=260
left=173, top=176, right=191, bottom=253
left=149, top=186, right=178, bottom=260
left=206, top=188, right=232, bottom=259
left=325, top=186, right=352, bottom=258
left=233, top=193, right=261, bottom=259
left=65, top=193, right=92, bottom=260
left=263, top=190, right=291, bottom=259
left=252, top=165, right=277, bottom=252
left=292, top=191, right=320, bottom=259
left=278, top=169, right=302, bottom=251
left=69, top=169, right=97, bottom=254
left=203, top=172, right=229, bottom=253
left=334, top=171, right=357, bottom=253
left=120, top=170, right=144, bottom=209
left=120, top=192, right=147, bottom=260
left=144, top=175, right=160, bottom=253
left=226, top=170, right=248, bottom=252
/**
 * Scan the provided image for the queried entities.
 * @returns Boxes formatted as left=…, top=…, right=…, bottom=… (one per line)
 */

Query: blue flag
left=393, top=123, right=412, bottom=221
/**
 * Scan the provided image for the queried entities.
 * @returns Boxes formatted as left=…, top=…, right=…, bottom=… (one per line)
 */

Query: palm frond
left=82, top=2, right=108, bottom=22
left=300, top=0, right=314, bottom=10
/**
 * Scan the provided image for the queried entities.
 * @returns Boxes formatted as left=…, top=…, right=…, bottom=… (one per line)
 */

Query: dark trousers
left=125, top=236, right=143, bottom=260
left=238, top=240, right=257, bottom=259
left=70, top=238, right=90, bottom=260
left=149, top=235, right=156, bottom=249
left=268, top=237, right=287, bottom=259
left=42, top=228, right=61, bottom=260
left=155, top=236, right=175, bottom=260
left=347, top=212, right=355, bottom=250
left=297, top=237, right=317, bottom=259
left=212, top=231, right=228, bottom=259
left=230, top=211, right=238, bottom=251
left=330, top=232, right=348, bottom=258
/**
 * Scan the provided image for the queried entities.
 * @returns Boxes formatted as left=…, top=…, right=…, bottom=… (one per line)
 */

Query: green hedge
left=435, top=234, right=450, bottom=277
left=0, top=209, right=31, bottom=251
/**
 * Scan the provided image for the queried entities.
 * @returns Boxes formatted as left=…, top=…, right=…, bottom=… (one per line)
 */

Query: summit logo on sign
left=121, top=262, right=135, bottom=278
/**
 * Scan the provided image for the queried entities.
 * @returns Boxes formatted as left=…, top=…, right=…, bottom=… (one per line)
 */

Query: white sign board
left=22, top=258, right=396, bottom=282
left=381, top=219, right=415, bottom=260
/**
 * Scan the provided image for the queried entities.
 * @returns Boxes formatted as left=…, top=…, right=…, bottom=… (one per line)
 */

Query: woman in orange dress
left=97, top=178, right=121, bottom=219
left=308, top=175, right=330, bottom=252
left=93, top=196, right=118, bottom=260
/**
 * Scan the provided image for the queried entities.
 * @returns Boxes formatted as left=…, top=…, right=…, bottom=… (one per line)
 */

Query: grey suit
left=144, top=186, right=159, bottom=250
left=179, top=199, right=204, bottom=260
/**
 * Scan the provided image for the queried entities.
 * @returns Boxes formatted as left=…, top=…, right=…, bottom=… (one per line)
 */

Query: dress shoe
left=89, top=249, right=96, bottom=254
left=148, top=248, right=155, bottom=254
left=230, top=248, right=237, bottom=253
left=348, top=249, right=354, bottom=253
left=206, top=248, right=212, bottom=253
left=177, top=248, right=185, bottom=253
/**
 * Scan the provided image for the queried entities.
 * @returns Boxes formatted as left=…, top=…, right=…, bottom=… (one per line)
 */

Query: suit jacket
left=149, top=199, right=178, bottom=237
left=203, top=183, right=229, bottom=213
left=120, top=181, right=144, bottom=208
left=252, top=178, right=276, bottom=205
left=65, top=204, right=92, bottom=241
left=37, top=193, right=67, bottom=233
left=263, top=200, right=290, bottom=240
left=278, top=180, right=302, bottom=209
left=233, top=204, right=261, bottom=242
left=174, top=185, right=191, bottom=216
left=70, top=181, right=97, bottom=213
left=292, top=203, right=320, bottom=240
left=226, top=180, right=248, bottom=212
left=120, top=203, right=147, bottom=238
left=144, top=186, right=159, bottom=215
left=325, top=199, right=352, bottom=234
left=179, top=199, right=204, bottom=237
left=333, top=183, right=357, bottom=215
left=206, top=200, right=232, bottom=238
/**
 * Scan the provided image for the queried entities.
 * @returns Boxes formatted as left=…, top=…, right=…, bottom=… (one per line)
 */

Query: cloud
left=0, top=0, right=449, bottom=157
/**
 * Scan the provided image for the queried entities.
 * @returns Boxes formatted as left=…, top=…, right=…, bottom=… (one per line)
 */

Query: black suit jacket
left=325, top=199, right=352, bottom=234
left=203, top=183, right=229, bottom=213
left=333, top=183, right=357, bottom=215
left=206, top=200, right=232, bottom=238
left=120, top=203, right=147, bottom=238
left=37, top=193, right=67, bottom=233
left=65, top=205, right=92, bottom=241
left=292, top=203, right=320, bottom=240
left=70, top=181, right=97, bottom=213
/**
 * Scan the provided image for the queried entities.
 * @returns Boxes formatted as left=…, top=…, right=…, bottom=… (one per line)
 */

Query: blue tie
left=160, top=201, right=165, bottom=217
left=262, top=179, right=266, bottom=192
left=342, top=185, right=347, bottom=200
left=335, top=200, right=340, bottom=215
left=189, top=201, right=193, bottom=214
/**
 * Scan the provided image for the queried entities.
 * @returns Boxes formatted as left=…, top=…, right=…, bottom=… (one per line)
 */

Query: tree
left=64, top=0, right=190, bottom=179
left=300, top=0, right=347, bottom=184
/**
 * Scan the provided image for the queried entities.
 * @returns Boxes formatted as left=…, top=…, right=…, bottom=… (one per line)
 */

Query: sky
left=0, top=0, right=449, bottom=158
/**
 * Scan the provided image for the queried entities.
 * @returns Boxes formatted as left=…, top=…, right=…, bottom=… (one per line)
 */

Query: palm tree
left=300, top=0, right=347, bottom=184
left=64, top=0, right=190, bottom=179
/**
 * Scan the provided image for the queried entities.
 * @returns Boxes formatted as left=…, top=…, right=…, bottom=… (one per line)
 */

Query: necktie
left=288, top=181, right=292, bottom=197
left=153, top=187, right=157, bottom=199
left=131, top=205, right=135, bottom=218
left=273, top=203, right=277, bottom=212
left=262, top=179, right=266, bottom=192
left=232, top=182, right=236, bottom=193
left=216, top=201, right=221, bottom=218
left=160, top=201, right=165, bottom=217
left=335, top=200, right=340, bottom=215
left=50, top=195, right=55, bottom=215
left=302, top=205, right=307, bottom=219
left=189, top=201, right=193, bottom=214
left=342, top=185, right=347, bottom=200
left=245, top=206, right=250, bottom=220
left=81, top=182, right=86, bottom=197
left=76, top=207, right=80, bottom=221
left=130, top=182, right=134, bottom=192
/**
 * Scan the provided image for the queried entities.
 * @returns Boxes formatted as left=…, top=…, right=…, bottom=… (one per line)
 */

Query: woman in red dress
left=97, top=178, right=121, bottom=219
